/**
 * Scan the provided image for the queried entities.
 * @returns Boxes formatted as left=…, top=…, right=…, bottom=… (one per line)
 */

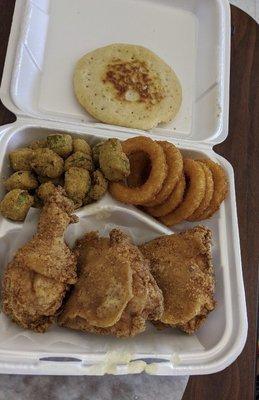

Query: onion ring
left=146, top=174, right=186, bottom=218
left=193, top=159, right=228, bottom=220
left=109, top=137, right=167, bottom=205
left=187, top=161, right=214, bottom=221
left=144, top=141, right=183, bottom=207
left=159, top=159, right=206, bottom=227
left=127, top=151, right=151, bottom=188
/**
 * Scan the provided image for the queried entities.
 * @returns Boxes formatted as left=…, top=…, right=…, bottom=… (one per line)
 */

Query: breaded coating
left=4, top=171, right=38, bottom=192
left=37, top=175, right=64, bottom=186
left=88, top=170, right=107, bottom=201
left=47, top=133, right=73, bottom=158
left=64, top=151, right=93, bottom=172
left=61, top=235, right=133, bottom=328
left=29, top=139, right=47, bottom=150
left=99, top=139, right=130, bottom=181
left=92, top=141, right=104, bottom=165
left=37, top=181, right=56, bottom=202
left=0, top=189, right=33, bottom=221
left=73, top=138, right=91, bottom=155
left=139, top=226, right=215, bottom=334
left=65, top=167, right=91, bottom=203
left=13, top=188, right=78, bottom=283
left=31, top=148, right=64, bottom=178
left=2, top=188, right=78, bottom=332
left=59, top=229, right=163, bottom=337
left=9, top=148, right=34, bottom=171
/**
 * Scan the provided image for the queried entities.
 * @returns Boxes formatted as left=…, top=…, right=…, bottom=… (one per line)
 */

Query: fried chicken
left=58, top=229, right=164, bottom=337
left=2, top=187, right=78, bottom=332
left=139, top=226, right=215, bottom=334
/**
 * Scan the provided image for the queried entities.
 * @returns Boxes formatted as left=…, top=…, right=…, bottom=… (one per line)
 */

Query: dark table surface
left=0, top=2, right=258, bottom=400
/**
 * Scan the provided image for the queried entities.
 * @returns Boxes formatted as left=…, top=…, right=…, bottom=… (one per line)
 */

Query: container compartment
left=0, top=122, right=247, bottom=375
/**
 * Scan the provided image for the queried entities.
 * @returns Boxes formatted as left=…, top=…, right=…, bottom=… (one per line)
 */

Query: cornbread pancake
left=74, top=44, right=182, bottom=130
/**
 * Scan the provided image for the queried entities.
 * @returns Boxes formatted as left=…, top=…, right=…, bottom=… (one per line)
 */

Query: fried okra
left=31, top=148, right=64, bottom=178
left=37, top=182, right=56, bottom=202
left=0, top=189, right=33, bottom=221
left=37, top=175, right=64, bottom=186
left=47, top=133, right=73, bottom=158
left=29, top=139, right=47, bottom=150
left=73, top=138, right=91, bottom=155
left=92, top=141, right=104, bottom=165
left=64, top=151, right=93, bottom=172
left=65, top=167, right=91, bottom=204
left=89, top=170, right=107, bottom=201
left=4, top=171, right=38, bottom=192
left=99, top=139, right=130, bottom=181
left=9, top=148, right=34, bottom=171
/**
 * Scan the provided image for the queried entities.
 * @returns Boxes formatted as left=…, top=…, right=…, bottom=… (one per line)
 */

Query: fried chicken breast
left=58, top=229, right=163, bottom=337
left=2, top=187, right=78, bottom=332
left=139, top=226, right=215, bottom=334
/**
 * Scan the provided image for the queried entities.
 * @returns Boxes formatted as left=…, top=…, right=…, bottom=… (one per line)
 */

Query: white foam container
left=0, top=0, right=247, bottom=375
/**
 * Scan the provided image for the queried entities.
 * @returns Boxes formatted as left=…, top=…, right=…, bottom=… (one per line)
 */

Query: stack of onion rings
left=159, top=159, right=206, bottom=227
left=108, top=136, right=228, bottom=227
left=146, top=175, right=186, bottom=218
left=192, top=159, right=228, bottom=220
left=187, top=161, right=214, bottom=221
left=127, top=151, right=151, bottom=188
left=109, top=137, right=167, bottom=205
left=144, top=141, right=183, bottom=207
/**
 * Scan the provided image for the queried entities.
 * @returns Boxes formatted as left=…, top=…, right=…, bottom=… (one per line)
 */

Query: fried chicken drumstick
left=2, top=187, right=78, bottom=332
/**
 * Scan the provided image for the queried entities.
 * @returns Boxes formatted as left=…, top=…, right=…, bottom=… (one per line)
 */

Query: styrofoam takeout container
left=0, top=0, right=247, bottom=375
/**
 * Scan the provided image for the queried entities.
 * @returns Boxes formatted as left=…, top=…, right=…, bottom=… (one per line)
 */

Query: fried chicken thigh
left=2, top=188, right=78, bottom=332
left=58, top=229, right=163, bottom=337
left=139, top=226, right=215, bottom=334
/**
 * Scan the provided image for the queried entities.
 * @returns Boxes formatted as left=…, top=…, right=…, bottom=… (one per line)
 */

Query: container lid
left=1, top=0, right=230, bottom=145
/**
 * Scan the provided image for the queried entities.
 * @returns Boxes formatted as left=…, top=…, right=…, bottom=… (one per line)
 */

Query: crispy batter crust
left=59, top=229, right=164, bottom=337
left=109, top=137, right=167, bottom=205
left=159, top=159, right=206, bottom=226
left=139, top=226, right=215, bottom=334
left=2, top=187, right=78, bottom=332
